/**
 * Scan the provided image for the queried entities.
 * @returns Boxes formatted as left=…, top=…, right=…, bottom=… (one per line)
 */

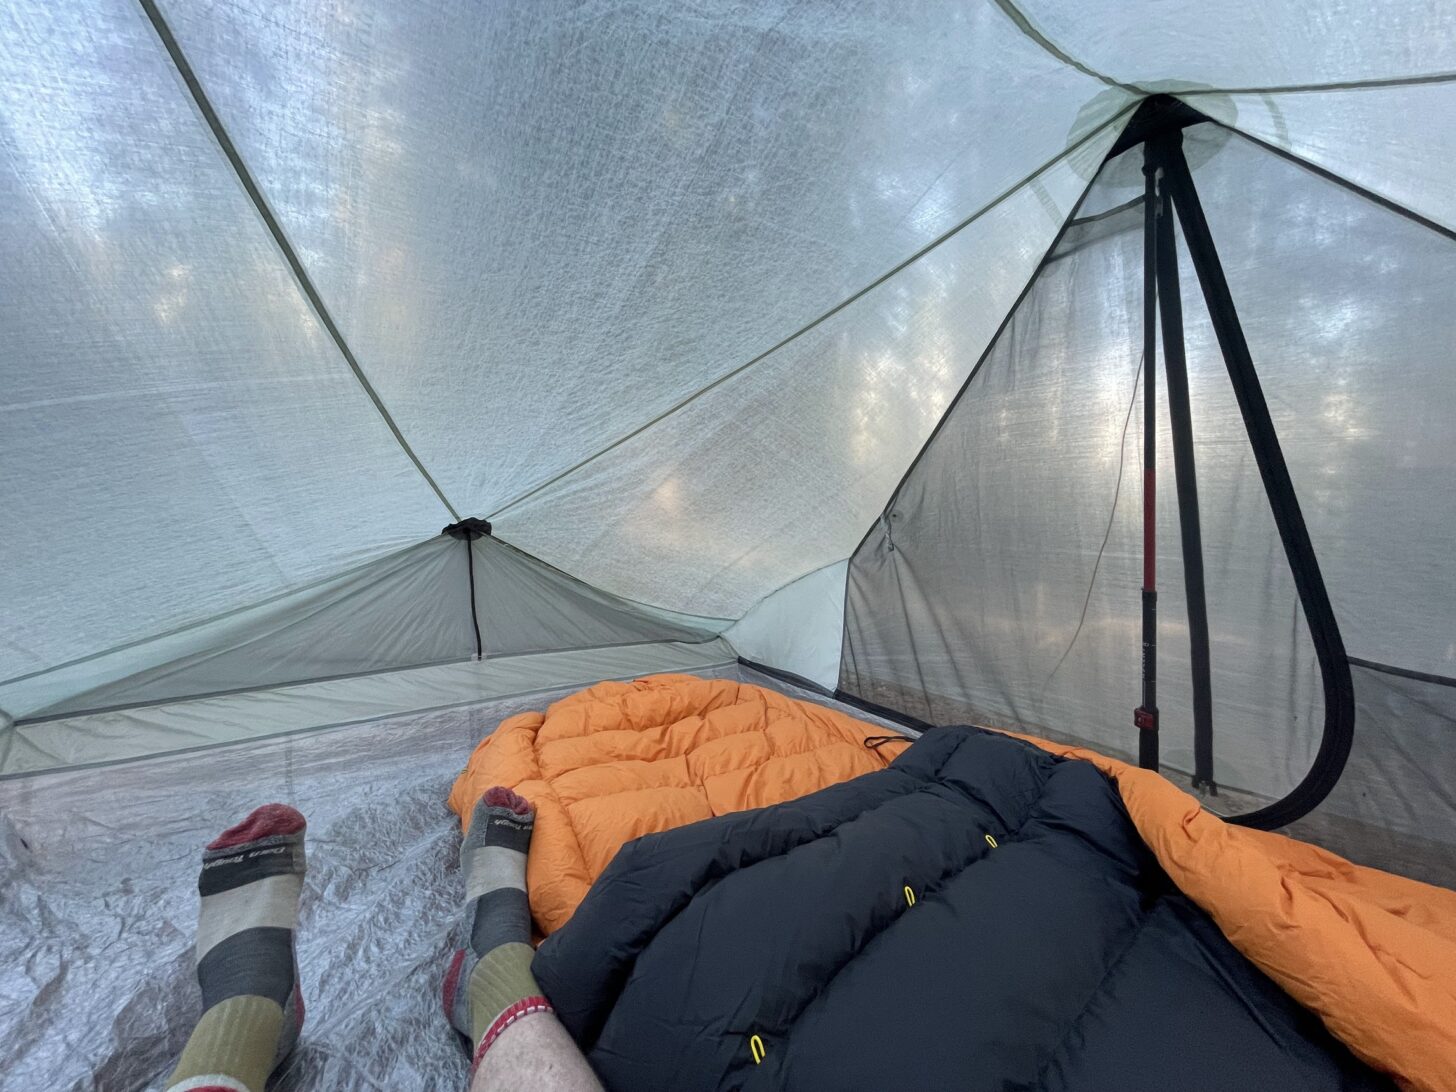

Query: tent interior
left=3, top=0, right=1454, bottom=1088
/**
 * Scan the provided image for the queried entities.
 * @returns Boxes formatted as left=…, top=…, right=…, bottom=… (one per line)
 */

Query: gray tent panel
left=472, top=535, right=726, bottom=657
left=0, top=532, right=724, bottom=769
left=0, top=638, right=736, bottom=778
left=841, top=118, right=1455, bottom=883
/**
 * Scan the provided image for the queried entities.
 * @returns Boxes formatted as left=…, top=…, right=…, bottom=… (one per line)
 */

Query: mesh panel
left=1277, top=664, right=1456, bottom=889
left=842, top=141, right=1321, bottom=805
left=843, top=121, right=1456, bottom=866
left=1189, top=129, right=1456, bottom=678
left=841, top=191, right=1148, bottom=747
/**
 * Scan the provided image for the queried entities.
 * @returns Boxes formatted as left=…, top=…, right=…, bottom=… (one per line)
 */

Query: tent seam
left=1182, top=70, right=1456, bottom=97
left=0, top=648, right=740, bottom=780
left=134, top=0, right=462, bottom=522
left=0, top=539, right=437, bottom=690
left=728, top=557, right=849, bottom=628
left=14, top=636, right=734, bottom=727
left=847, top=112, right=1127, bottom=561
left=988, top=0, right=1144, bottom=95
left=486, top=539, right=735, bottom=625
left=1200, top=118, right=1456, bottom=241
left=484, top=103, right=1142, bottom=521
left=988, top=0, right=1456, bottom=99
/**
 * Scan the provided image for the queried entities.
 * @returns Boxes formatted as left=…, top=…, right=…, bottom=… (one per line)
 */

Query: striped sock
left=442, top=787, right=551, bottom=1069
left=167, top=804, right=306, bottom=1092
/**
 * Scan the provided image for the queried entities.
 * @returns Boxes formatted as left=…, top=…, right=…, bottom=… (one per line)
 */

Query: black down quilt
left=533, top=726, right=1389, bottom=1091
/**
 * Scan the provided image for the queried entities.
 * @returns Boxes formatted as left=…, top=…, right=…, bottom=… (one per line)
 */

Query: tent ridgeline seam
left=1182, top=70, right=1456, bottom=97
left=1207, top=120, right=1456, bottom=243
left=134, top=0, right=461, bottom=522
left=989, top=0, right=1142, bottom=95
left=0, top=650, right=741, bottom=782
left=989, top=0, right=1456, bottom=101
left=485, top=103, right=1141, bottom=521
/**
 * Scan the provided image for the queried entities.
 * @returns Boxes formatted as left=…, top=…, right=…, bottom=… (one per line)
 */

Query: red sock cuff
left=207, top=803, right=306, bottom=849
left=482, top=785, right=533, bottom=816
left=472, top=996, right=555, bottom=1071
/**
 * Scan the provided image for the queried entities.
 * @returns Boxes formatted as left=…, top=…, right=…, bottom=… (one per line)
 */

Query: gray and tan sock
left=167, top=804, right=306, bottom=1092
left=443, top=787, right=551, bottom=1071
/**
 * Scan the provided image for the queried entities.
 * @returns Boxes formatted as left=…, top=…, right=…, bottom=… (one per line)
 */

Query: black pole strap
left=443, top=519, right=492, bottom=660
left=1136, top=140, right=1160, bottom=771
left=1161, top=142, right=1355, bottom=831
left=464, top=542, right=483, bottom=661
left=1150, top=130, right=1217, bottom=794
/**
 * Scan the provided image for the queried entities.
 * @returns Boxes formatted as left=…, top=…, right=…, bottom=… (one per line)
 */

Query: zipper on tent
left=443, top=519, right=493, bottom=660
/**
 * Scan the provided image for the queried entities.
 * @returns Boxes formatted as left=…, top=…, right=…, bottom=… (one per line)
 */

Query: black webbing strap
left=1149, top=131, right=1217, bottom=794
left=1161, top=141, right=1355, bottom=830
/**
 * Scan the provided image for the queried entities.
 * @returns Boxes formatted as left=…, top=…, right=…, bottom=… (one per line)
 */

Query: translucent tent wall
left=5, top=0, right=1456, bottom=1086
left=841, top=118, right=1456, bottom=887
left=2, top=0, right=1134, bottom=773
left=2, top=0, right=1454, bottom=856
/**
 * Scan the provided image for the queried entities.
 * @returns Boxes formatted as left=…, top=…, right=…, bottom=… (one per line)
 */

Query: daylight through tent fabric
left=5, top=6, right=1456, bottom=1092
left=2, top=0, right=1454, bottom=877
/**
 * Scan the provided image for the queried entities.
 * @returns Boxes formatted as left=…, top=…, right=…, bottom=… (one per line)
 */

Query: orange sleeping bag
left=447, top=674, right=899, bottom=935
left=449, top=674, right=1456, bottom=1091
left=1016, top=729, right=1456, bottom=1092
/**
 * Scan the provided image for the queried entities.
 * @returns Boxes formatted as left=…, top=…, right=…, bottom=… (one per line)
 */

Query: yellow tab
left=904, top=885, right=916, bottom=907
left=985, top=833, right=998, bottom=849
left=750, top=1034, right=766, bottom=1064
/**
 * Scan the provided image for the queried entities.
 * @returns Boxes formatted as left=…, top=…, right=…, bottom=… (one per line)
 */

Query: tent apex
left=1105, top=94, right=1208, bottom=161
left=443, top=517, right=493, bottom=541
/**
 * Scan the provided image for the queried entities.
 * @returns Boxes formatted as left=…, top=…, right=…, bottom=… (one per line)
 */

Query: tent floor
left=0, top=664, right=903, bottom=1090
left=19, top=658, right=1439, bottom=1089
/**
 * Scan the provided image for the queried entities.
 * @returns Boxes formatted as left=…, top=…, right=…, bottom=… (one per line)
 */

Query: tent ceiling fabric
left=1010, top=0, right=1456, bottom=90
left=4, top=0, right=1454, bottom=691
left=1182, top=86, right=1456, bottom=235
left=156, top=0, right=1123, bottom=517
left=497, top=130, right=1120, bottom=615
left=0, top=0, right=448, bottom=683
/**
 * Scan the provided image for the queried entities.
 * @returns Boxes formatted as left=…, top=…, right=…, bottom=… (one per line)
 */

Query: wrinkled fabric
left=534, top=726, right=1391, bottom=1091
left=0, top=716, right=473, bottom=1091
left=7, top=665, right=1452, bottom=1090
left=447, top=675, right=902, bottom=935
left=1015, top=728, right=1456, bottom=1092
left=0, top=666, right=729, bottom=1092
